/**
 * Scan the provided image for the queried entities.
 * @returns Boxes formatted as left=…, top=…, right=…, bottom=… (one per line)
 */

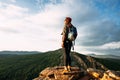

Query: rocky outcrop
left=33, top=66, right=85, bottom=80
left=87, top=68, right=120, bottom=80
left=72, top=53, right=108, bottom=71
left=101, top=70, right=120, bottom=80
left=33, top=51, right=120, bottom=80
left=33, top=66, right=120, bottom=80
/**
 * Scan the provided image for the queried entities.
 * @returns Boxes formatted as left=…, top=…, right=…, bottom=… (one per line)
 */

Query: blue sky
left=0, top=0, right=120, bottom=55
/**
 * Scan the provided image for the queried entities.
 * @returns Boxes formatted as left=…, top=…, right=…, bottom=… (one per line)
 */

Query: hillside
left=0, top=49, right=120, bottom=80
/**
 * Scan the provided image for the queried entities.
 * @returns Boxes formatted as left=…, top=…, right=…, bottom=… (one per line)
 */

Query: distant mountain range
left=87, top=54, right=120, bottom=59
left=0, top=49, right=120, bottom=80
left=0, top=51, right=41, bottom=55
left=0, top=50, right=119, bottom=59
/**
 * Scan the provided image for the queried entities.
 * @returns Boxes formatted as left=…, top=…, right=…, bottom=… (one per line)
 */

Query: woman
left=61, top=17, right=77, bottom=72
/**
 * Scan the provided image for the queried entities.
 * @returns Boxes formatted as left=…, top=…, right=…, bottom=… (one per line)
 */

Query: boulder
left=106, top=70, right=120, bottom=80
left=87, top=68, right=104, bottom=78
left=100, top=70, right=120, bottom=80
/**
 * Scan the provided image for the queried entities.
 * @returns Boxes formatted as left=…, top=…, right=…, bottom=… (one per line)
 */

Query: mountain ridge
left=0, top=51, right=41, bottom=55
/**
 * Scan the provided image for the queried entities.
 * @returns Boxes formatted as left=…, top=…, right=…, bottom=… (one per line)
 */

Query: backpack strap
left=72, top=40, right=75, bottom=51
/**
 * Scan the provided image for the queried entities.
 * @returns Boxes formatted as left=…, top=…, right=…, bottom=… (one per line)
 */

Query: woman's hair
left=65, top=17, right=72, bottom=23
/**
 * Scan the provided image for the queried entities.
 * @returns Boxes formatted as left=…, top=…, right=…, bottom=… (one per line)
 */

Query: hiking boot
left=67, top=65, right=71, bottom=72
left=62, top=66, right=68, bottom=74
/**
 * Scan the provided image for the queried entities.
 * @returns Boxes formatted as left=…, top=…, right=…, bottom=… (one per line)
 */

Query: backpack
left=68, top=26, right=77, bottom=41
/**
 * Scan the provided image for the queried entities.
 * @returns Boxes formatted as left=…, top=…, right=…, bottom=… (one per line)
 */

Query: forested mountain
left=0, top=49, right=120, bottom=80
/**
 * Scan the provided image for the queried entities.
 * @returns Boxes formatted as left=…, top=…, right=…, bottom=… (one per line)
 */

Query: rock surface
left=33, top=66, right=85, bottom=80
left=33, top=66, right=120, bottom=80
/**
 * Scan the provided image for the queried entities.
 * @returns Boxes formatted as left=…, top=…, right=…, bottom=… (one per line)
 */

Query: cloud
left=9, top=0, right=16, bottom=3
left=0, top=0, right=120, bottom=56
left=99, top=41, right=120, bottom=50
left=76, top=18, right=120, bottom=55
left=0, top=3, right=28, bottom=18
left=0, top=1, right=64, bottom=51
left=0, top=2, right=29, bottom=33
left=0, top=27, right=20, bottom=33
left=78, top=20, right=120, bottom=46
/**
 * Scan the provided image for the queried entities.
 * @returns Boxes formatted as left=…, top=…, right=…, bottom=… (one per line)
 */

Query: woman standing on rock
left=61, top=17, right=77, bottom=72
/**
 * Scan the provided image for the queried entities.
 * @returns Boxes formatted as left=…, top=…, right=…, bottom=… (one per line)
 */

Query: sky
left=0, top=0, right=120, bottom=56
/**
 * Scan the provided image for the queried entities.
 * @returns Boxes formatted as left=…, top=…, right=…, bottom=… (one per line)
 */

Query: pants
left=63, top=41, right=72, bottom=66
